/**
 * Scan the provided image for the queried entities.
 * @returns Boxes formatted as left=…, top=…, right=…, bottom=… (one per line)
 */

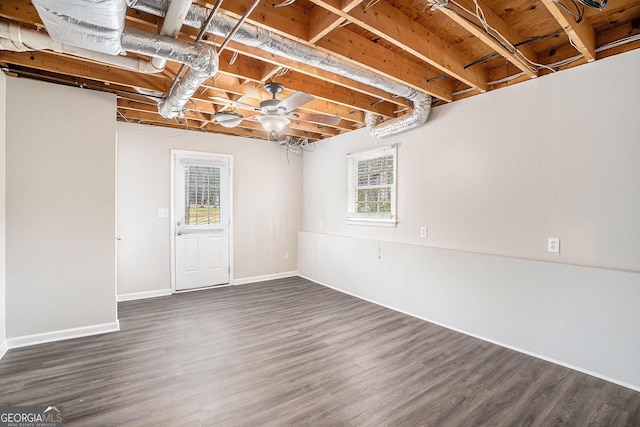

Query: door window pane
left=184, top=165, right=221, bottom=225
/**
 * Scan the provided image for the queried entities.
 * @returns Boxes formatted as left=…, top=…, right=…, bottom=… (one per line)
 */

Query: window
left=347, top=145, right=397, bottom=227
left=183, top=164, right=221, bottom=225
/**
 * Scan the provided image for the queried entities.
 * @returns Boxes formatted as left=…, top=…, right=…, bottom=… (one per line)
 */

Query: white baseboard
left=117, top=288, right=172, bottom=302
left=7, top=320, right=120, bottom=349
left=299, top=274, right=640, bottom=394
left=233, top=271, right=298, bottom=286
left=0, top=340, right=8, bottom=360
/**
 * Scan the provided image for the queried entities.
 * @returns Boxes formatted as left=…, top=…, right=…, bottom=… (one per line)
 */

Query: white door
left=172, top=151, right=231, bottom=291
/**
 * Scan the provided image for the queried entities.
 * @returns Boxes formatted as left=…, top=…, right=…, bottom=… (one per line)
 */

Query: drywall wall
left=0, top=71, right=6, bottom=354
left=304, top=48, right=640, bottom=272
left=5, top=78, right=117, bottom=339
left=299, top=50, right=640, bottom=389
left=116, top=122, right=301, bottom=296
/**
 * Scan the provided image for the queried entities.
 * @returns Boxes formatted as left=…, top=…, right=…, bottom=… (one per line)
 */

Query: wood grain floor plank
left=0, top=276, right=638, bottom=426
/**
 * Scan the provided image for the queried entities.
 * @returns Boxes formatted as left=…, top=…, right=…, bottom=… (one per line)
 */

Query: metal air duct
left=0, top=19, right=161, bottom=73
left=32, top=0, right=126, bottom=55
left=120, top=28, right=219, bottom=118
left=126, top=0, right=432, bottom=137
left=366, top=93, right=432, bottom=138
left=28, top=0, right=219, bottom=119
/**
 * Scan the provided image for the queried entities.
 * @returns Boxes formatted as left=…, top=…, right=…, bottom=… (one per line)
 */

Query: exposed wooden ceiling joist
left=315, top=27, right=454, bottom=101
left=309, top=0, right=488, bottom=92
left=1, top=0, right=639, bottom=142
left=432, top=0, right=539, bottom=79
left=541, top=0, right=597, bottom=62
left=307, top=0, right=364, bottom=43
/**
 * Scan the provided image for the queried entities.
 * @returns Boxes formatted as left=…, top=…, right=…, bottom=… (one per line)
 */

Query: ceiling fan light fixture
left=257, top=115, right=290, bottom=132
left=214, top=111, right=243, bottom=128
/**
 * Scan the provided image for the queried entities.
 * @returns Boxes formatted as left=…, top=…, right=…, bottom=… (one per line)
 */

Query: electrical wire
left=437, top=0, right=539, bottom=75
left=576, top=0, right=607, bottom=10
left=463, top=29, right=565, bottom=70
left=596, top=33, right=640, bottom=51
left=454, top=32, right=640, bottom=95
left=426, top=74, right=448, bottom=82
left=451, top=87, right=475, bottom=96
left=117, top=111, right=131, bottom=122
left=545, top=33, right=640, bottom=69
left=363, top=0, right=383, bottom=12
left=553, top=0, right=584, bottom=23
left=272, top=0, right=296, bottom=8
left=488, top=72, right=526, bottom=86
left=273, top=67, right=289, bottom=78
left=429, top=0, right=577, bottom=74
left=228, top=51, right=239, bottom=66
left=568, top=35, right=581, bottom=53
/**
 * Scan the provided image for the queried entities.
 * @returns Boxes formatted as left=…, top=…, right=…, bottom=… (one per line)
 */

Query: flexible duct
left=366, top=93, right=432, bottom=138
left=126, top=0, right=432, bottom=137
left=32, top=0, right=126, bottom=55
left=28, top=0, right=219, bottom=119
left=0, top=19, right=162, bottom=73
left=120, top=28, right=219, bottom=118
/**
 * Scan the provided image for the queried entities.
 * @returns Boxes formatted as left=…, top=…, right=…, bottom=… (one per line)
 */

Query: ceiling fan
left=210, top=82, right=341, bottom=135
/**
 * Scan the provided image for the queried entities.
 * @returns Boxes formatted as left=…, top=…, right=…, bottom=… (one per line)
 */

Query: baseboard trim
left=299, top=274, right=640, bottom=393
left=7, top=320, right=120, bottom=349
left=234, top=271, right=298, bottom=286
left=0, top=340, right=8, bottom=360
left=117, top=289, right=172, bottom=302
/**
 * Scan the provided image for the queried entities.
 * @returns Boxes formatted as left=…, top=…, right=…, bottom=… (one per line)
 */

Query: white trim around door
left=170, top=150, right=234, bottom=293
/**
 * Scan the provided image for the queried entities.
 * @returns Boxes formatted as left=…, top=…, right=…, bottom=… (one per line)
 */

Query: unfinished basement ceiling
left=1, top=0, right=639, bottom=142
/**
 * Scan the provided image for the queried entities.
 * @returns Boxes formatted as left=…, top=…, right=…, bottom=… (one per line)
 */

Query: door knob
left=177, top=230, right=183, bottom=236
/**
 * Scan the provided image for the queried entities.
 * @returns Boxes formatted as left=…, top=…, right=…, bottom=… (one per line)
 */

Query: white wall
left=0, top=71, right=6, bottom=355
left=299, top=50, right=640, bottom=390
left=5, top=78, right=118, bottom=340
left=116, top=123, right=301, bottom=296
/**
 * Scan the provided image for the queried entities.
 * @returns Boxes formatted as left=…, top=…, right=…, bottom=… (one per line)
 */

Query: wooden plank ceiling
left=1, top=0, right=639, bottom=142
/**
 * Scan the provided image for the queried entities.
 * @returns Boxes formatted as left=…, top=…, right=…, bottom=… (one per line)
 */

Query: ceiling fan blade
left=214, top=116, right=243, bottom=127
left=278, top=91, right=315, bottom=112
left=294, top=112, right=342, bottom=126
left=209, top=96, right=259, bottom=111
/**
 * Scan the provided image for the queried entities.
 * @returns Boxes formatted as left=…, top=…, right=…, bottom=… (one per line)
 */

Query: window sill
left=346, top=217, right=397, bottom=228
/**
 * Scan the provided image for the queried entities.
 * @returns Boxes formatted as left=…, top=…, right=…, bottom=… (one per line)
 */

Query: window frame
left=346, top=144, right=398, bottom=227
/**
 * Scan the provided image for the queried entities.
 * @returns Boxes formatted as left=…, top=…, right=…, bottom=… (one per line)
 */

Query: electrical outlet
left=319, top=219, right=324, bottom=228
left=420, top=226, right=427, bottom=238
left=548, top=237, right=560, bottom=253
left=158, top=208, right=169, bottom=218
left=284, top=252, right=289, bottom=260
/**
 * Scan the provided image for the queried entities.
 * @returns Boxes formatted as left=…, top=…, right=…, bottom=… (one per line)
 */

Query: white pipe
left=0, top=20, right=160, bottom=73
left=151, top=0, right=194, bottom=71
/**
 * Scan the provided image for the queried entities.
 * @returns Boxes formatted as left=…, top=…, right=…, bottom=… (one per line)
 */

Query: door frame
left=170, top=150, right=234, bottom=293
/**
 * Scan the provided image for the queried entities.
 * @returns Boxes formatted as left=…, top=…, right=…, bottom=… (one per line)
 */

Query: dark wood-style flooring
left=1, top=277, right=639, bottom=426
